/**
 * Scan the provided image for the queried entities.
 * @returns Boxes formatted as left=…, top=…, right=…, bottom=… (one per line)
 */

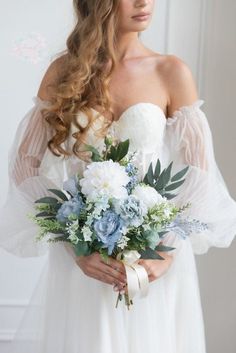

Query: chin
left=119, top=22, right=150, bottom=34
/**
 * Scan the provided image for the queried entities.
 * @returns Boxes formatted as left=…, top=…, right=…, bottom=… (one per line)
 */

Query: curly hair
left=42, top=0, right=126, bottom=161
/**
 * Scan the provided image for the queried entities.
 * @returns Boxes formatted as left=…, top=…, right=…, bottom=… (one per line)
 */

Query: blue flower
left=125, top=163, right=136, bottom=174
left=164, top=214, right=208, bottom=239
left=56, top=195, right=84, bottom=224
left=125, top=163, right=139, bottom=193
left=93, top=210, right=124, bottom=255
left=116, top=195, right=146, bottom=227
left=126, top=175, right=139, bottom=194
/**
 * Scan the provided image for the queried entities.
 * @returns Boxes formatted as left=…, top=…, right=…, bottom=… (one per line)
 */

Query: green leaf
left=116, top=139, right=129, bottom=161
left=47, top=188, right=69, bottom=201
left=35, top=212, right=55, bottom=218
left=147, top=163, right=155, bottom=186
left=47, top=236, right=68, bottom=243
left=48, top=229, right=65, bottom=234
left=107, top=145, right=117, bottom=161
left=83, top=144, right=102, bottom=161
left=162, top=192, right=177, bottom=200
left=165, top=179, right=185, bottom=191
left=155, top=244, right=176, bottom=252
left=171, top=166, right=189, bottom=182
left=35, top=197, right=59, bottom=205
left=154, top=168, right=166, bottom=190
left=139, top=247, right=165, bottom=260
left=73, top=241, right=90, bottom=256
left=154, top=158, right=161, bottom=179
left=164, top=161, right=173, bottom=185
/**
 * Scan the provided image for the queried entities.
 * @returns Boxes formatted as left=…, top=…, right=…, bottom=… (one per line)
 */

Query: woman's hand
left=113, top=250, right=174, bottom=294
left=75, top=252, right=127, bottom=288
left=137, top=251, right=174, bottom=282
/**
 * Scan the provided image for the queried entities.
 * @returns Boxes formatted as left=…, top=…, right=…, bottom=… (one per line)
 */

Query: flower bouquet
left=28, top=136, right=208, bottom=309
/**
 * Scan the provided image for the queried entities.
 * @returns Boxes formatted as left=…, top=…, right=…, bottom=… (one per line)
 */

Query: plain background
left=0, top=0, right=235, bottom=352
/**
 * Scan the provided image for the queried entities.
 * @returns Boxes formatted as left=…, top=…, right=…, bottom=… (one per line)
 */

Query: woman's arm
left=133, top=57, right=201, bottom=285
left=161, top=54, right=199, bottom=116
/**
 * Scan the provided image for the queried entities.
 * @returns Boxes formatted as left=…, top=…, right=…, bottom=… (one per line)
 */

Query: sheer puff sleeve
left=163, top=100, right=236, bottom=255
left=0, top=97, right=61, bottom=257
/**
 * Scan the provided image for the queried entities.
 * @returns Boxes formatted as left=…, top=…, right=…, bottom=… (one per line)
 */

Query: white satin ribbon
left=116, top=250, right=149, bottom=301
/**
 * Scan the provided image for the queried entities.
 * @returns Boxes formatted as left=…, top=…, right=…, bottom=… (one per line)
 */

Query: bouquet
left=27, top=136, right=208, bottom=309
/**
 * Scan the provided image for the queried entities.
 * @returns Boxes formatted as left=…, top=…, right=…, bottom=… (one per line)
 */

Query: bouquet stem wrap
left=116, top=250, right=149, bottom=301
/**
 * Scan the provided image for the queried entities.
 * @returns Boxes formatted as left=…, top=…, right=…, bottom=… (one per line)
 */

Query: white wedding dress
left=1, top=96, right=236, bottom=353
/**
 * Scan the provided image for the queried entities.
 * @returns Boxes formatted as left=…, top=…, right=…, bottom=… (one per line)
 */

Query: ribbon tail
left=123, top=262, right=149, bottom=300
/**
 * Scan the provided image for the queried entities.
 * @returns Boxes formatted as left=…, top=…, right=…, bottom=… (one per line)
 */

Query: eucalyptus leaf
left=116, top=139, right=129, bottom=161
left=146, top=163, right=154, bottom=186
left=164, top=161, right=173, bottom=185
left=35, top=197, right=59, bottom=205
left=171, top=166, right=189, bottom=182
left=47, top=188, right=69, bottom=201
left=73, top=241, right=90, bottom=256
left=154, top=168, right=167, bottom=190
left=139, top=247, right=165, bottom=260
left=155, top=244, right=176, bottom=252
left=165, top=179, right=185, bottom=191
left=154, top=158, right=161, bottom=179
left=162, top=192, right=177, bottom=200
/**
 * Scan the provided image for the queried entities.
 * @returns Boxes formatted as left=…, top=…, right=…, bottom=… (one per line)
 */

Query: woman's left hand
left=113, top=250, right=174, bottom=294
left=137, top=251, right=174, bottom=283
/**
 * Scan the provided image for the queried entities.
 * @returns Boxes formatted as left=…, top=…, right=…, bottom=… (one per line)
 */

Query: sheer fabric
left=0, top=96, right=235, bottom=353
left=162, top=101, right=236, bottom=254
left=0, top=98, right=62, bottom=257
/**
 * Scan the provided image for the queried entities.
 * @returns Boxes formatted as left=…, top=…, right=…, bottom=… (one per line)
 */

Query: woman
left=1, top=1, right=236, bottom=352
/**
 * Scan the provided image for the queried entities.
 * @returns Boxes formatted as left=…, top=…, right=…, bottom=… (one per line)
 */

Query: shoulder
left=37, top=53, right=68, bottom=102
left=157, top=54, right=199, bottom=116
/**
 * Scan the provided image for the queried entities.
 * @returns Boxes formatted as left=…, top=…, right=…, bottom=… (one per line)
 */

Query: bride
left=1, top=0, right=236, bottom=352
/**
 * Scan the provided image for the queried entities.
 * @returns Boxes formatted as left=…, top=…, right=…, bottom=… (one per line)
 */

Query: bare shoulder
left=37, top=54, right=67, bottom=102
left=157, top=54, right=199, bottom=116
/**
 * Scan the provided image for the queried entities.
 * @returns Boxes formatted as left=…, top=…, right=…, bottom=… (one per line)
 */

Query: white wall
left=0, top=0, right=235, bottom=352
left=0, top=0, right=74, bottom=347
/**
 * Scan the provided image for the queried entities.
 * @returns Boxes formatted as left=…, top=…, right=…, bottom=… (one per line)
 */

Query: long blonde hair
left=42, top=0, right=123, bottom=160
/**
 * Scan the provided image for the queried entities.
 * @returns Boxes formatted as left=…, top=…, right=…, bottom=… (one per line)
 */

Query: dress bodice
left=66, top=103, right=169, bottom=181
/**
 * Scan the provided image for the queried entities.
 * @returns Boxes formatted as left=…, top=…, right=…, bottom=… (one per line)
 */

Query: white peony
left=79, top=160, right=130, bottom=201
left=132, top=184, right=164, bottom=210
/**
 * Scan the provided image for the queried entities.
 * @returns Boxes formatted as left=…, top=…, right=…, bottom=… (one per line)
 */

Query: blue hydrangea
left=117, top=195, right=145, bottom=227
left=56, top=195, right=84, bottom=224
left=93, top=210, right=124, bottom=255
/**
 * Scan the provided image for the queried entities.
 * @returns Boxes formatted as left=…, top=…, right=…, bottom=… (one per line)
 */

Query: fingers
left=137, top=259, right=152, bottom=276
left=100, top=255, right=126, bottom=275
left=91, top=270, right=121, bottom=286
left=80, top=253, right=127, bottom=287
left=99, top=262, right=127, bottom=284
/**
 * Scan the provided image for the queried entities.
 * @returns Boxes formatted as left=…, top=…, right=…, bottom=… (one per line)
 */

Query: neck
left=115, top=32, right=143, bottom=61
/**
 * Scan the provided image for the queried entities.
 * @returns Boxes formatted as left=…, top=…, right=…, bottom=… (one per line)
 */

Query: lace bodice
left=39, top=102, right=172, bottom=185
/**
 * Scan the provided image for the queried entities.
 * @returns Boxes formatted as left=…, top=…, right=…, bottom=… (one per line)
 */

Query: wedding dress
left=1, top=96, right=236, bottom=353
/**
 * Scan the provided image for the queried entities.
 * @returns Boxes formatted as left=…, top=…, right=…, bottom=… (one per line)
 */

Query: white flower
left=81, top=226, right=93, bottom=241
left=79, top=160, right=130, bottom=201
left=117, top=234, right=130, bottom=249
left=163, top=207, right=172, bottom=218
left=66, top=220, right=80, bottom=245
left=132, top=184, right=164, bottom=210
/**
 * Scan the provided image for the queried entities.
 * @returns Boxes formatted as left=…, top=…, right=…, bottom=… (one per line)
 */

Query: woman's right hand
left=75, top=252, right=127, bottom=291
